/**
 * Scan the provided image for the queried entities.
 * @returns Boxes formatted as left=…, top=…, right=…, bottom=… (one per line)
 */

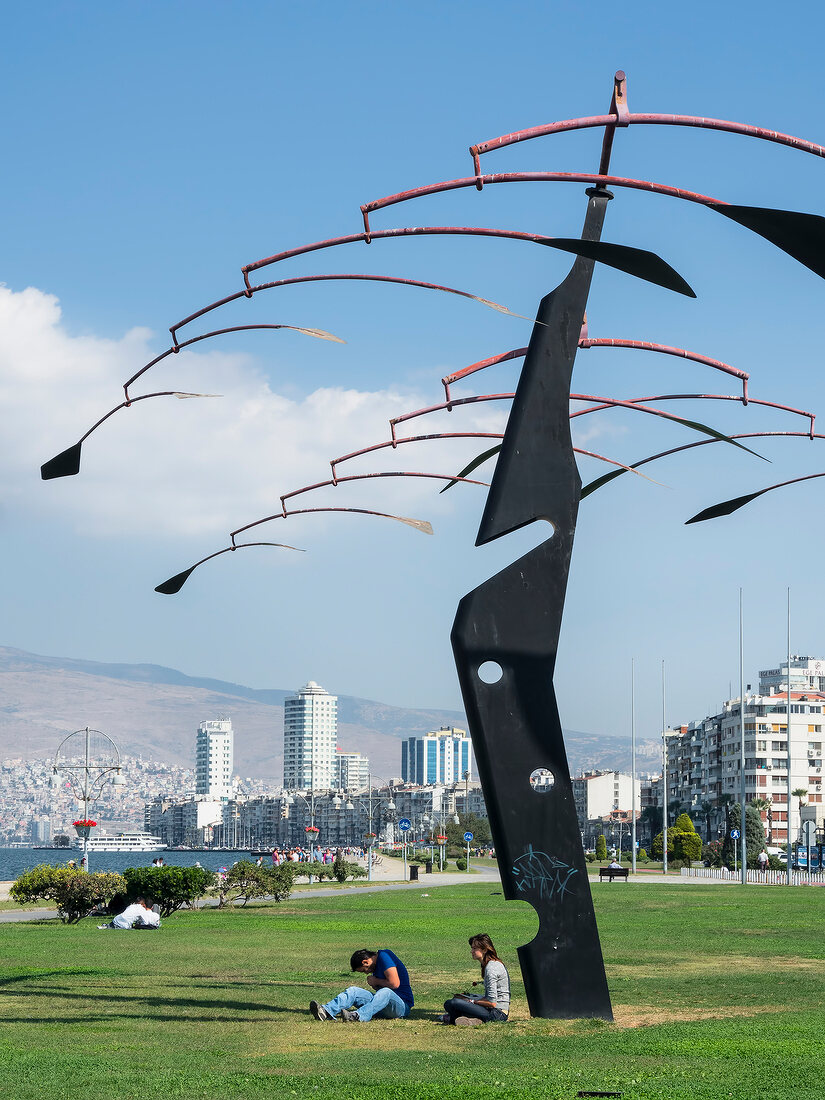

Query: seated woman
left=442, top=933, right=510, bottom=1025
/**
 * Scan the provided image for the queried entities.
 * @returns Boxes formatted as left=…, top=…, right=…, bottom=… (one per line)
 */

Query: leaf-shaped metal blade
left=685, top=490, right=767, bottom=524
left=155, top=567, right=196, bottom=595
left=542, top=238, right=696, bottom=298
left=41, top=442, right=83, bottom=480
left=582, top=419, right=767, bottom=500
left=709, top=203, right=825, bottom=280
left=440, top=444, right=502, bottom=493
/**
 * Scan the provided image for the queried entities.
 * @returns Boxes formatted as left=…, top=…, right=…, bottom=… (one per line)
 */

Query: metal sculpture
left=42, top=71, right=825, bottom=1020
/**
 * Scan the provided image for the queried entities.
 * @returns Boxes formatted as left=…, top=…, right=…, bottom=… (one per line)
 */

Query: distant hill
left=0, top=646, right=657, bottom=780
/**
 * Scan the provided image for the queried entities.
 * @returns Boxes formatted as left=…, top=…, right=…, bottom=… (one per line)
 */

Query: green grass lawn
left=1, top=883, right=823, bottom=1099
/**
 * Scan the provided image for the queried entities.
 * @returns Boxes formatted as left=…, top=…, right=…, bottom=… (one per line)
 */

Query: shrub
left=11, top=864, right=126, bottom=924
left=123, top=866, right=216, bottom=917
left=216, top=861, right=296, bottom=906
left=638, top=848, right=647, bottom=861
left=455, top=858, right=468, bottom=871
left=595, top=835, right=607, bottom=861
left=332, top=857, right=367, bottom=883
left=585, top=852, right=596, bottom=863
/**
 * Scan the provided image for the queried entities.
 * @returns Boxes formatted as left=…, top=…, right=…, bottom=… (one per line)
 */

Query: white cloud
left=0, top=285, right=506, bottom=540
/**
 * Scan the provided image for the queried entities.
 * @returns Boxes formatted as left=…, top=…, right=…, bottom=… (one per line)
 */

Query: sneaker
left=309, top=1000, right=330, bottom=1021
left=454, top=1016, right=481, bottom=1027
left=339, top=1008, right=361, bottom=1022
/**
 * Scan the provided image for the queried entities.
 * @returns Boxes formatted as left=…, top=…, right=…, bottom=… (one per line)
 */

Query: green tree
left=595, top=834, right=607, bottom=861
left=123, top=866, right=216, bottom=917
left=444, top=813, right=492, bottom=848
left=722, top=802, right=766, bottom=867
left=750, top=797, right=773, bottom=844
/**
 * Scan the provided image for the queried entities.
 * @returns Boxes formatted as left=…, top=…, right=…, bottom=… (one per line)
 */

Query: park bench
left=598, top=866, right=629, bottom=882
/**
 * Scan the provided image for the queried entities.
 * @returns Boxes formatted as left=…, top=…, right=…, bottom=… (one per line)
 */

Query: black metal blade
left=41, top=442, right=82, bottom=480
left=685, top=490, right=766, bottom=524
left=543, top=238, right=696, bottom=298
left=155, top=567, right=196, bottom=595
left=709, top=203, right=825, bottom=279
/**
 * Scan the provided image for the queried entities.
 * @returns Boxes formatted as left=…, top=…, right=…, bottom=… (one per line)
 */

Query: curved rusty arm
left=40, top=390, right=220, bottom=481
left=361, top=174, right=825, bottom=282
left=686, top=471, right=825, bottom=524
left=572, top=392, right=814, bottom=437
left=155, top=541, right=305, bottom=595
left=125, top=323, right=344, bottom=398
left=156, top=493, right=442, bottom=595
left=170, top=268, right=537, bottom=344
left=469, top=110, right=825, bottom=168
left=240, top=226, right=695, bottom=299
left=329, top=432, right=504, bottom=480
left=443, top=340, right=750, bottom=404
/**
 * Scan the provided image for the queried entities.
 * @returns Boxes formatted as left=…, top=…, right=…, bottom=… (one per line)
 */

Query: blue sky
left=3, top=1, right=825, bottom=745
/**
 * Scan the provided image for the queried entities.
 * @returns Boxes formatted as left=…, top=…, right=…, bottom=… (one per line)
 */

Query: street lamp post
left=51, top=726, right=125, bottom=873
left=344, top=774, right=395, bottom=882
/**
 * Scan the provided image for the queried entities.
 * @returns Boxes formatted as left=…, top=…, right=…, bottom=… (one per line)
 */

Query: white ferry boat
left=73, top=832, right=167, bottom=853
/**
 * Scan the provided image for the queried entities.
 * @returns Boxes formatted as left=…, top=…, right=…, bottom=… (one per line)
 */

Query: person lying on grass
left=310, top=948, right=413, bottom=1022
left=440, top=933, right=510, bottom=1026
left=98, top=896, right=160, bottom=930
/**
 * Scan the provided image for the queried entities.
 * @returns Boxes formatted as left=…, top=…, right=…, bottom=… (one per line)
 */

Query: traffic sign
left=398, top=818, right=411, bottom=832
left=463, top=831, right=474, bottom=842
left=802, top=819, right=817, bottom=845
left=730, top=828, right=741, bottom=840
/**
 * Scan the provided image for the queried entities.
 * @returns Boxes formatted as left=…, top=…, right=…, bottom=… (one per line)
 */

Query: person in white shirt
left=99, top=897, right=160, bottom=930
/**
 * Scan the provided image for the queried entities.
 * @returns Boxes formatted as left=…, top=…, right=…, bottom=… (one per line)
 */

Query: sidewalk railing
left=682, top=866, right=825, bottom=886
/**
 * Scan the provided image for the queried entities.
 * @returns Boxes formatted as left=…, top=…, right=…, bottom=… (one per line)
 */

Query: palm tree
left=700, top=800, right=715, bottom=843
left=792, top=788, right=808, bottom=843
left=751, top=797, right=773, bottom=844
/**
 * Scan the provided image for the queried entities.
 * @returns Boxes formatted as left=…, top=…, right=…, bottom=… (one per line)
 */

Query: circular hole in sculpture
left=529, top=768, right=555, bottom=792
left=477, top=661, right=503, bottom=684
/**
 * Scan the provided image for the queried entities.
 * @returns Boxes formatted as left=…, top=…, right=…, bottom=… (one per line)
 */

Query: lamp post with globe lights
left=50, top=726, right=125, bottom=873
left=344, top=775, right=396, bottom=882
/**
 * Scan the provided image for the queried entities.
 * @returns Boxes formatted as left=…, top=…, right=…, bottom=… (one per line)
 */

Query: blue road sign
left=730, top=828, right=741, bottom=840
left=463, top=831, right=474, bottom=842
left=398, top=818, right=411, bottom=832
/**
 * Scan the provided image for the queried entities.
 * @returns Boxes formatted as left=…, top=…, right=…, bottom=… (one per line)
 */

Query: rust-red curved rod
left=469, top=113, right=825, bottom=170
left=441, top=340, right=751, bottom=404
left=331, top=431, right=661, bottom=484
left=571, top=392, right=815, bottom=437
left=279, top=471, right=489, bottom=515
left=237, top=226, right=609, bottom=289
left=230, top=506, right=435, bottom=542
left=77, top=391, right=218, bottom=446
left=168, top=268, right=532, bottom=344
left=360, top=173, right=722, bottom=235
left=330, top=433, right=504, bottom=480
left=124, top=324, right=341, bottom=400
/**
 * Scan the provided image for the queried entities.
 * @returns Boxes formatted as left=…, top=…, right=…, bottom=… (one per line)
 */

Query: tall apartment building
left=663, top=657, right=825, bottom=843
left=195, top=718, right=234, bottom=800
left=283, top=681, right=337, bottom=790
left=335, top=749, right=370, bottom=791
left=572, top=771, right=639, bottom=829
left=401, top=727, right=473, bottom=786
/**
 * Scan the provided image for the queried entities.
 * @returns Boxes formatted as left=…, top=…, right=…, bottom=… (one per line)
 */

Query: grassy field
left=1, top=883, right=823, bottom=1099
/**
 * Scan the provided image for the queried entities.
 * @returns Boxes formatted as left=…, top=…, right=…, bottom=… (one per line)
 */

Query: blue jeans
left=322, top=985, right=411, bottom=1021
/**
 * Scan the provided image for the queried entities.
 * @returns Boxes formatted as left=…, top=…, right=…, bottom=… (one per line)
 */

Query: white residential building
left=572, top=771, right=639, bottom=827
left=195, top=718, right=234, bottom=800
left=663, top=657, right=825, bottom=843
left=401, top=727, right=474, bottom=786
left=335, top=750, right=370, bottom=791
left=283, top=681, right=338, bottom=790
